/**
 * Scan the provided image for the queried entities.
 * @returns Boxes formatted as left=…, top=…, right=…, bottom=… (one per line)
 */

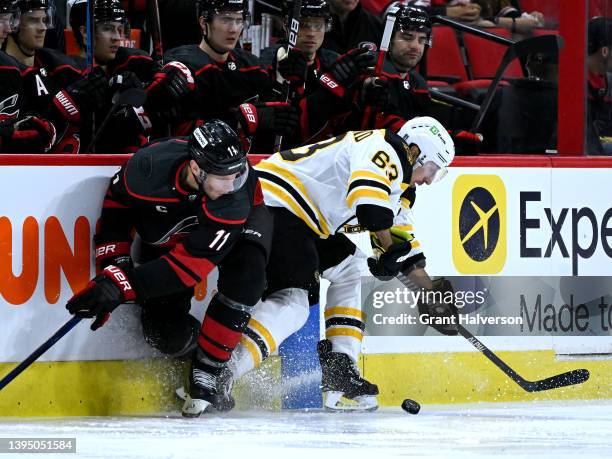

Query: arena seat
left=462, top=28, right=524, bottom=80
left=426, top=25, right=468, bottom=83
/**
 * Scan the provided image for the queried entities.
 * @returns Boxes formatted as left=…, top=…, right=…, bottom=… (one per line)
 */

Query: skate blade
left=323, top=391, right=379, bottom=412
left=177, top=386, right=234, bottom=412
left=181, top=394, right=212, bottom=418
left=175, top=386, right=187, bottom=402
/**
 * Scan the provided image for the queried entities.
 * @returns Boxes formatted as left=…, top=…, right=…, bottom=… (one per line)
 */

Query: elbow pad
left=356, top=204, right=393, bottom=231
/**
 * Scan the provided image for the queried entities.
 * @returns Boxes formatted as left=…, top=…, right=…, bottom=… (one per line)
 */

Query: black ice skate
left=181, top=357, right=235, bottom=417
left=317, top=339, right=379, bottom=412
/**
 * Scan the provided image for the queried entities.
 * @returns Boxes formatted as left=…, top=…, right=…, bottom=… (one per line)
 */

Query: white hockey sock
left=229, top=288, right=309, bottom=379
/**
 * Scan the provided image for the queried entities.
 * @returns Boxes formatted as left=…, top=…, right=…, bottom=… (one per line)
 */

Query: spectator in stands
left=380, top=1, right=482, bottom=24
left=5, top=0, right=54, bottom=66
left=472, top=0, right=544, bottom=33
left=587, top=16, right=612, bottom=155
left=323, top=0, right=382, bottom=54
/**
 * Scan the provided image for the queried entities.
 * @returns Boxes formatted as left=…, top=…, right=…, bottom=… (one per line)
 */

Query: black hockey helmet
left=69, top=0, right=128, bottom=49
left=189, top=120, right=249, bottom=191
left=0, top=1, right=21, bottom=31
left=282, top=0, right=332, bottom=26
left=393, top=4, right=432, bottom=47
left=12, top=0, right=54, bottom=30
left=197, top=0, right=251, bottom=24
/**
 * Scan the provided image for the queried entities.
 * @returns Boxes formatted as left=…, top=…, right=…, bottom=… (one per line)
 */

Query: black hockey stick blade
left=526, top=368, right=590, bottom=392
left=458, top=324, right=589, bottom=392
left=471, top=34, right=563, bottom=133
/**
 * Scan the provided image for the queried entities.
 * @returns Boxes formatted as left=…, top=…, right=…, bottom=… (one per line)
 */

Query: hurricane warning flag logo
left=452, top=175, right=506, bottom=274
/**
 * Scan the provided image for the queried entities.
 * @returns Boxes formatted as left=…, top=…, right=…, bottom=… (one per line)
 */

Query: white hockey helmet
left=397, top=116, right=455, bottom=183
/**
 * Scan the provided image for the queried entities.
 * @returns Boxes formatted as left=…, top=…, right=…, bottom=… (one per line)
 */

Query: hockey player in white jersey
left=219, top=116, right=455, bottom=411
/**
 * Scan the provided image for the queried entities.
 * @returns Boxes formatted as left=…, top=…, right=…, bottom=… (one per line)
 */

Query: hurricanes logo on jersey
left=452, top=175, right=506, bottom=274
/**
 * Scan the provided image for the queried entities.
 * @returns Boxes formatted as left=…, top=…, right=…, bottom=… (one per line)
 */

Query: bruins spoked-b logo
left=452, top=175, right=506, bottom=273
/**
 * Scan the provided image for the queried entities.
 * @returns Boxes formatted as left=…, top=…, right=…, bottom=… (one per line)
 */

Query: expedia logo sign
left=452, top=175, right=506, bottom=273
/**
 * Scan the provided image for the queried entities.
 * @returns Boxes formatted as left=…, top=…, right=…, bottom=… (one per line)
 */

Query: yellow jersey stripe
left=346, top=188, right=390, bottom=209
left=256, top=162, right=331, bottom=235
left=349, top=169, right=391, bottom=187
left=240, top=336, right=261, bottom=366
left=324, top=306, right=365, bottom=321
left=248, top=318, right=277, bottom=354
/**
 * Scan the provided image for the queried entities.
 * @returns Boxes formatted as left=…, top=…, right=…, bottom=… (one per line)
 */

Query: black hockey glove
left=53, top=68, right=110, bottom=122
left=278, top=47, right=309, bottom=87
left=0, top=116, right=57, bottom=153
left=417, top=278, right=458, bottom=336
left=237, top=101, right=299, bottom=136
left=360, top=77, right=391, bottom=112
left=367, top=241, right=413, bottom=280
left=319, top=48, right=376, bottom=99
left=451, top=130, right=483, bottom=156
left=66, top=265, right=136, bottom=331
left=145, top=61, right=194, bottom=112
left=109, top=70, right=144, bottom=94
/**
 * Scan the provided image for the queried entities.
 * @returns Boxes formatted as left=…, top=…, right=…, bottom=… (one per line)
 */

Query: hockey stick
left=273, top=0, right=302, bottom=152
left=0, top=316, right=83, bottom=392
left=395, top=273, right=589, bottom=392
left=360, top=5, right=399, bottom=130
left=429, top=89, right=480, bottom=112
left=147, top=0, right=164, bottom=66
left=85, top=0, right=94, bottom=71
left=456, top=324, right=590, bottom=392
left=85, top=87, right=147, bottom=152
left=470, top=34, right=562, bottom=133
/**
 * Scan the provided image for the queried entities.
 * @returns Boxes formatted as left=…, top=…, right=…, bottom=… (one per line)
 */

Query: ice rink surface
left=1, top=401, right=611, bottom=459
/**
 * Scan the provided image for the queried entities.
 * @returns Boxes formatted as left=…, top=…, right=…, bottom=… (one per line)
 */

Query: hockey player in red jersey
left=260, top=0, right=338, bottom=100
left=65, top=120, right=272, bottom=416
left=0, top=0, right=57, bottom=153
left=51, top=0, right=194, bottom=152
left=163, top=0, right=299, bottom=144
left=4, top=0, right=53, bottom=67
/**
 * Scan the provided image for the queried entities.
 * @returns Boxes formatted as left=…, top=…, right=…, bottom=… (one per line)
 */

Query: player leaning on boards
left=65, top=120, right=272, bottom=416
left=225, top=116, right=455, bottom=411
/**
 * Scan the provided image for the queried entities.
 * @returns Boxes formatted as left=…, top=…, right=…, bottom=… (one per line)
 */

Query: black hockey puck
left=401, top=398, right=420, bottom=414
